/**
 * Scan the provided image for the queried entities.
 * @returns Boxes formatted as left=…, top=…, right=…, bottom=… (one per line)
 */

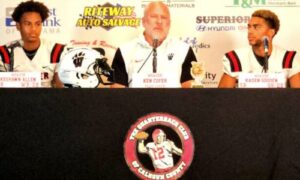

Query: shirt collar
left=137, top=35, right=172, bottom=49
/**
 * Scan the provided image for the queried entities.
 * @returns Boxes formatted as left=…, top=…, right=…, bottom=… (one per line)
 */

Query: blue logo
left=43, top=8, right=61, bottom=27
left=5, top=8, right=15, bottom=27
left=5, top=7, right=61, bottom=27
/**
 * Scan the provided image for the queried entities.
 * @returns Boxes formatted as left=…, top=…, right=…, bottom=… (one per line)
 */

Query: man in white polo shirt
left=109, top=1, right=197, bottom=88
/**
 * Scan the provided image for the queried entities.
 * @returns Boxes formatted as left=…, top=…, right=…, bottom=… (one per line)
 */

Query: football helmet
left=57, top=47, right=113, bottom=88
left=152, top=129, right=166, bottom=144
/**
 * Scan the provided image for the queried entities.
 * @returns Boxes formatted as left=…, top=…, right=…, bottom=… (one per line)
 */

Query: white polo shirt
left=110, top=36, right=197, bottom=87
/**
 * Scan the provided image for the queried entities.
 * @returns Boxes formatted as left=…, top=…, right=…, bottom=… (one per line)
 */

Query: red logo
left=124, top=113, right=194, bottom=180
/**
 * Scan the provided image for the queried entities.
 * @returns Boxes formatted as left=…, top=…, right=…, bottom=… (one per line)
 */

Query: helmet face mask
left=157, top=133, right=166, bottom=144
left=58, top=47, right=107, bottom=88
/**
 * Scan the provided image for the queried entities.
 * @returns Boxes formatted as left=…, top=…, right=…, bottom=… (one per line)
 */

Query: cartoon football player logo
left=124, top=113, right=194, bottom=180
left=135, top=129, right=183, bottom=173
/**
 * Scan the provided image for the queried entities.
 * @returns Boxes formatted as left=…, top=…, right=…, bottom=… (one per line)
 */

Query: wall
left=1, top=0, right=299, bottom=87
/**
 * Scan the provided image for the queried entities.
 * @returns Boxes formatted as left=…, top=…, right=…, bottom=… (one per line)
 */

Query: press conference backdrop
left=1, top=0, right=300, bottom=87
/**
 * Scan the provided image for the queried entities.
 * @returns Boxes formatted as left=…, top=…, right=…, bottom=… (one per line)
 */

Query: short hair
left=12, top=0, right=49, bottom=22
left=252, top=9, right=280, bottom=35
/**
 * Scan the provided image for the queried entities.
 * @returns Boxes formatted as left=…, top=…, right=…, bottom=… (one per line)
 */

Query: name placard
left=238, top=72, right=286, bottom=88
left=0, top=72, right=41, bottom=88
left=131, top=73, right=179, bottom=88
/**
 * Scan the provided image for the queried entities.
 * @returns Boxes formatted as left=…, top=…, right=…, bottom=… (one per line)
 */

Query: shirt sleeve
left=0, top=46, right=9, bottom=72
left=109, top=48, right=129, bottom=86
left=180, top=47, right=197, bottom=83
left=0, top=57, right=6, bottom=72
left=222, top=54, right=239, bottom=78
left=289, top=51, right=300, bottom=78
left=53, top=44, right=67, bottom=72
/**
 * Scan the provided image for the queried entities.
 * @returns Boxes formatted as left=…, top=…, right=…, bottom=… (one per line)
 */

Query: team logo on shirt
left=124, top=112, right=194, bottom=180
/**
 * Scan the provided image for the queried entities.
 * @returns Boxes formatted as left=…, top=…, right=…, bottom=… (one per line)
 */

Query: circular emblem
left=124, top=113, right=194, bottom=180
left=190, top=61, right=205, bottom=88
left=191, top=61, right=205, bottom=79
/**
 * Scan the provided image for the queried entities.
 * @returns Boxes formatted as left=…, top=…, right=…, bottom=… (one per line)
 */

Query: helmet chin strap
left=94, top=58, right=115, bottom=85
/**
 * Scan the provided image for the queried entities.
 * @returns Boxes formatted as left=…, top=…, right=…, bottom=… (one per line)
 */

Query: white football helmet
left=57, top=47, right=111, bottom=88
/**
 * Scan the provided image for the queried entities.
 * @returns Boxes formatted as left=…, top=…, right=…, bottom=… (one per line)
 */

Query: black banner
left=0, top=89, right=299, bottom=179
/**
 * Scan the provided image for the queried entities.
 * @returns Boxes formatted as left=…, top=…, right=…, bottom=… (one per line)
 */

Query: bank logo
left=76, top=3, right=141, bottom=31
left=5, top=8, right=61, bottom=27
left=5, top=8, right=15, bottom=26
left=226, top=0, right=299, bottom=8
left=44, top=8, right=61, bottom=27
left=124, top=113, right=194, bottom=180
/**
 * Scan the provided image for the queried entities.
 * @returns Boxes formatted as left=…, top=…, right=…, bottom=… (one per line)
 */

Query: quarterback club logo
left=124, top=113, right=194, bottom=180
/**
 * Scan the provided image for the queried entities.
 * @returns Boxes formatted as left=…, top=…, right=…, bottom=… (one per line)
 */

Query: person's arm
left=288, top=52, right=300, bottom=88
left=109, top=48, right=129, bottom=88
left=180, top=47, right=197, bottom=88
left=289, top=73, right=300, bottom=88
left=181, top=80, right=192, bottom=88
left=218, top=73, right=237, bottom=88
left=51, top=43, right=67, bottom=88
left=168, top=140, right=182, bottom=156
left=0, top=60, right=7, bottom=72
left=218, top=50, right=242, bottom=88
left=110, top=83, right=126, bottom=88
left=52, top=72, right=64, bottom=88
left=0, top=45, right=9, bottom=72
left=137, top=140, right=148, bottom=154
